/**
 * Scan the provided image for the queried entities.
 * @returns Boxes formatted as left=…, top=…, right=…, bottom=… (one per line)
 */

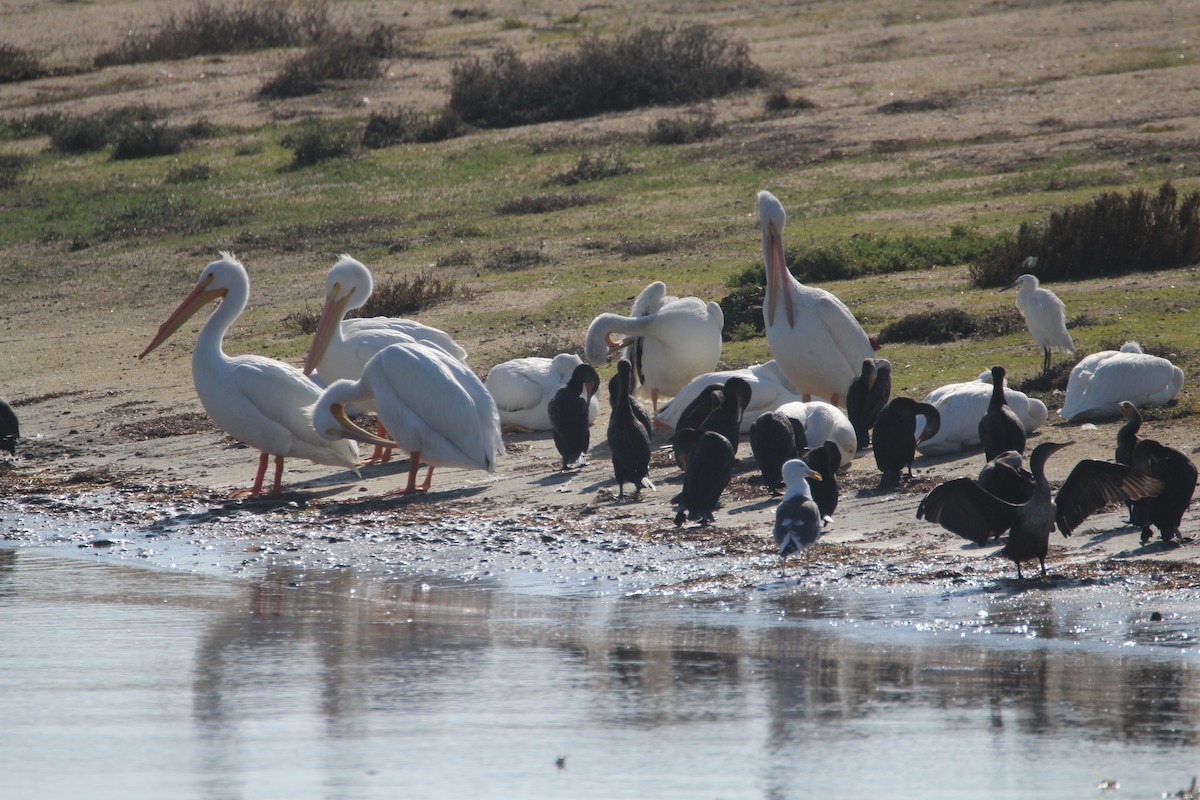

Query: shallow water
left=1, top=547, right=1198, bottom=800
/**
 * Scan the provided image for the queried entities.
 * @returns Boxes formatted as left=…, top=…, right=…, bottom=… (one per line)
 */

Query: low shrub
left=483, top=244, right=548, bottom=271
left=46, top=106, right=165, bottom=154
left=495, top=192, right=600, bottom=215
left=281, top=120, right=357, bottom=166
left=165, top=162, right=213, bottom=183
left=763, top=88, right=816, bottom=113
left=877, top=306, right=1024, bottom=345
left=362, top=107, right=467, bottom=148
left=0, top=42, right=46, bottom=83
left=448, top=24, right=765, bottom=128
left=647, top=112, right=722, bottom=145
left=95, top=0, right=329, bottom=66
left=0, top=154, right=31, bottom=189
left=971, top=182, right=1200, bottom=287
left=0, top=112, right=63, bottom=141
left=258, top=25, right=393, bottom=99
left=355, top=268, right=474, bottom=315
left=553, top=150, right=634, bottom=186
left=111, top=119, right=187, bottom=160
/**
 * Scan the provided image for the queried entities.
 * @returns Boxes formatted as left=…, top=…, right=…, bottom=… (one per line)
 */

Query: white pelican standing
left=584, top=281, right=723, bottom=412
left=916, top=370, right=1048, bottom=455
left=304, top=255, right=467, bottom=461
left=656, top=360, right=806, bottom=434
left=1002, top=265, right=1074, bottom=374
left=139, top=253, right=359, bottom=496
left=1059, top=342, right=1184, bottom=421
left=313, top=342, right=503, bottom=496
left=484, top=353, right=599, bottom=432
left=759, top=190, right=877, bottom=407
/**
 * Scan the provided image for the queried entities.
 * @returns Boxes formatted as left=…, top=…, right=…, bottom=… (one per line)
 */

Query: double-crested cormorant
left=750, top=410, right=808, bottom=494
left=313, top=342, right=503, bottom=496
left=977, top=451, right=1036, bottom=508
left=657, top=361, right=806, bottom=434
left=0, top=397, right=18, bottom=455
left=846, top=358, right=891, bottom=450
left=759, top=191, right=877, bottom=407
left=872, top=397, right=940, bottom=490
left=1115, top=400, right=1145, bottom=524
left=607, top=359, right=654, bottom=499
left=697, top=377, right=751, bottom=452
left=1119, top=405, right=1197, bottom=544
left=804, top=440, right=841, bottom=523
left=672, top=429, right=736, bottom=526
left=918, top=370, right=1047, bottom=455
left=1001, top=268, right=1074, bottom=374
left=773, top=459, right=824, bottom=575
left=978, top=366, right=1026, bottom=461
left=917, top=441, right=1162, bottom=579
left=547, top=363, right=601, bottom=470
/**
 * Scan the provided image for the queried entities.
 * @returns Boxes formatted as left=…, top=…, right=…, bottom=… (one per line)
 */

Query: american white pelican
left=304, top=255, right=468, bottom=462
left=546, top=362, right=601, bottom=469
left=759, top=190, right=877, bottom=407
left=916, top=370, right=1048, bottom=455
left=1059, top=342, right=1184, bottom=422
left=485, top=353, right=599, bottom=433
left=1001, top=267, right=1074, bottom=374
left=312, top=342, right=503, bottom=496
left=139, top=253, right=359, bottom=496
left=656, top=360, right=806, bottom=434
left=0, top=397, right=18, bottom=455
left=584, top=281, right=724, bottom=412
left=773, top=459, right=823, bottom=576
left=872, top=397, right=940, bottom=489
left=776, top=400, right=857, bottom=468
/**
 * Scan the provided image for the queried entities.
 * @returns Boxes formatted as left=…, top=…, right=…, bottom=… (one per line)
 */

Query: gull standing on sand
left=1002, top=262, right=1074, bottom=374
left=139, top=253, right=359, bottom=496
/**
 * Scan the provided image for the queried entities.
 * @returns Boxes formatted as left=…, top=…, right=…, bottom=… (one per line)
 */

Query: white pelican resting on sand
left=916, top=370, right=1048, bottom=455
left=1002, top=266, right=1074, bottom=374
left=313, top=342, right=503, bottom=496
left=759, top=190, right=877, bottom=407
left=1059, top=342, right=1184, bottom=422
left=304, top=255, right=467, bottom=461
left=584, top=281, right=723, bottom=412
left=775, top=400, right=858, bottom=468
left=139, top=253, right=359, bottom=496
left=485, top=352, right=600, bottom=432
left=655, top=360, right=806, bottom=434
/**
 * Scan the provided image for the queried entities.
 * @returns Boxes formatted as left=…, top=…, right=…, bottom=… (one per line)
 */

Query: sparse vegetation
left=258, top=25, right=395, bottom=98
left=111, top=120, right=188, bottom=160
left=280, top=120, right=357, bottom=166
left=553, top=150, right=634, bottom=186
left=356, top=269, right=475, bottom=315
left=484, top=244, right=549, bottom=271
left=0, top=154, right=31, bottom=190
left=764, top=88, right=816, bottom=113
left=971, top=182, right=1200, bottom=287
left=647, top=112, right=722, bottom=145
left=94, top=0, right=330, bottom=67
left=46, top=106, right=166, bottom=154
left=0, top=42, right=46, bottom=83
left=165, top=162, right=213, bottom=184
left=362, top=107, right=468, bottom=148
left=496, top=192, right=601, bottom=215
left=447, top=24, right=765, bottom=128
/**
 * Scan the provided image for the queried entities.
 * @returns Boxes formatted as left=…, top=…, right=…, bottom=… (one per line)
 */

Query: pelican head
left=304, top=255, right=373, bottom=375
left=758, top=190, right=794, bottom=328
left=139, top=252, right=241, bottom=359
left=312, top=380, right=398, bottom=448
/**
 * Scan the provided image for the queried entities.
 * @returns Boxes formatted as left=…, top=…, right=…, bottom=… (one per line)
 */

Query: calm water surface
left=1, top=547, right=1198, bottom=800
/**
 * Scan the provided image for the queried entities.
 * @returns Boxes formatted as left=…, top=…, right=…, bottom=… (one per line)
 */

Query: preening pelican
left=139, top=253, right=359, bottom=496
left=918, top=441, right=1162, bottom=579
left=773, top=459, right=823, bottom=577
left=1002, top=267, right=1074, bottom=374
left=1059, top=342, right=1184, bottom=422
left=584, top=281, right=723, bottom=412
left=656, top=360, right=806, bottom=434
left=759, top=191, right=877, bottom=407
left=917, top=370, right=1048, bottom=455
left=304, top=255, right=468, bottom=461
left=313, top=342, right=503, bottom=496
left=775, top=400, right=858, bottom=468
left=485, top=353, right=600, bottom=432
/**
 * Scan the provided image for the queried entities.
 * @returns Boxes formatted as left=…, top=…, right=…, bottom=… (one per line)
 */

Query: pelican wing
left=917, top=478, right=1020, bottom=545
left=1055, top=459, right=1164, bottom=536
left=814, top=294, right=873, bottom=366
left=344, top=317, right=467, bottom=362
left=484, top=360, right=550, bottom=413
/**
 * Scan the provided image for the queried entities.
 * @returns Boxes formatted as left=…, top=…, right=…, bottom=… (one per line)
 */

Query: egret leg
left=1043, top=348, right=1051, bottom=375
